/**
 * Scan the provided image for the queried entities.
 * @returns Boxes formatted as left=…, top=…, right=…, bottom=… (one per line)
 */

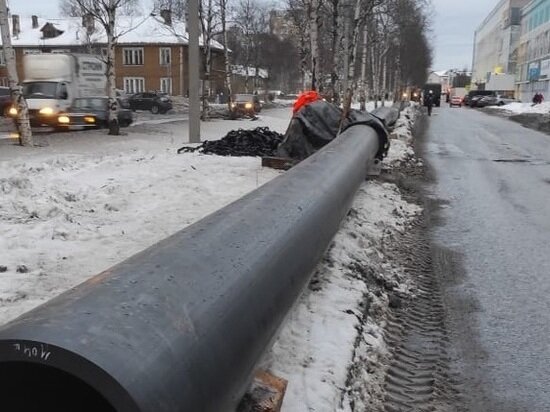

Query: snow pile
left=384, top=103, right=423, bottom=170
left=392, top=102, right=419, bottom=142
left=489, top=101, right=550, bottom=114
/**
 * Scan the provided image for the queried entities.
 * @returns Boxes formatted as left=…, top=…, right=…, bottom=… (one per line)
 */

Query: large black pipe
left=0, top=124, right=382, bottom=412
left=371, top=105, right=400, bottom=128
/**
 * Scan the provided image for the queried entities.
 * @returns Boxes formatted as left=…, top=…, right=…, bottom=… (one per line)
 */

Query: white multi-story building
left=472, top=0, right=528, bottom=91
left=516, top=0, right=550, bottom=101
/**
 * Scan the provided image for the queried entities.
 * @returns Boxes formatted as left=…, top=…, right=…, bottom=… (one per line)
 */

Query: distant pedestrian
left=359, top=90, right=366, bottom=112
left=532, top=92, right=543, bottom=105
left=425, top=90, right=434, bottom=116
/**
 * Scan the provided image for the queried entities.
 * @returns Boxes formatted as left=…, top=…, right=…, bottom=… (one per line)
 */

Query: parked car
left=62, top=97, right=133, bottom=128
left=128, top=92, right=172, bottom=114
left=0, top=86, right=12, bottom=116
left=476, top=96, right=496, bottom=107
left=469, top=95, right=490, bottom=107
left=230, top=94, right=262, bottom=117
left=464, top=90, right=495, bottom=107
left=478, top=95, right=516, bottom=107
left=449, top=96, right=462, bottom=107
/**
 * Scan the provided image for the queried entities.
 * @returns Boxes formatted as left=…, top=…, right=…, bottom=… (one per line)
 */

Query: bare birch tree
left=60, top=0, right=140, bottom=135
left=218, top=0, right=233, bottom=110
left=0, top=2, right=33, bottom=146
left=287, top=0, right=310, bottom=90
left=309, top=0, right=321, bottom=90
left=234, top=0, right=263, bottom=93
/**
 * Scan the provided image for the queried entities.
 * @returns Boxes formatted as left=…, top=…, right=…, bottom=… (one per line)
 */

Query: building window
left=0, top=51, right=5, bottom=66
left=160, top=47, right=171, bottom=65
left=0, top=77, right=8, bottom=86
left=160, top=77, right=172, bottom=94
left=123, top=48, right=144, bottom=65
left=51, top=49, right=71, bottom=54
left=124, top=77, right=145, bottom=94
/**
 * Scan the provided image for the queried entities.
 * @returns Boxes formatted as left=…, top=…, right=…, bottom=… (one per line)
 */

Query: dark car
left=469, top=95, right=489, bottom=107
left=68, top=97, right=133, bottom=127
left=465, top=90, right=495, bottom=107
left=476, top=95, right=496, bottom=107
left=0, top=86, right=12, bottom=116
left=230, top=94, right=262, bottom=117
left=128, top=92, right=172, bottom=114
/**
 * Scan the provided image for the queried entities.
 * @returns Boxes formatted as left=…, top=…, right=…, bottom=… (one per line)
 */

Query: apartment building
left=516, top=0, right=550, bottom=101
left=472, top=0, right=529, bottom=91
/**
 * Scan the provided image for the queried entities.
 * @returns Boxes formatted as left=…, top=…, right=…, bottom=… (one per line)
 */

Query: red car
left=449, top=96, right=462, bottom=107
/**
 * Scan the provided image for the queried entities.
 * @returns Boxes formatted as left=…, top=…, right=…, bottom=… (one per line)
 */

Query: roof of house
left=1, top=14, right=223, bottom=49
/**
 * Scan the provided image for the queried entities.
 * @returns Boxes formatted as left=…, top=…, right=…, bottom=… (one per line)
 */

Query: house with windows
left=0, top=13, right=226, bottom=96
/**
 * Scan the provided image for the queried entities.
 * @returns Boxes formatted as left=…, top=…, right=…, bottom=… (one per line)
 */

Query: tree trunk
left=370, top=41, right=378, bottom=108
left=200, top=0, right=213, bottom=120
left=180, top=45, right=184, bottom=96
left=330, top=0, right=339, bottom=102
left=107, top=2, right=119, bottom=136
left=309, top=0, right=320, bottom=91
left=347, top=0, right=362, bottom=83
left=221, top=0, right=232, bottom=110
left=360, top=25, right=368, bottom=104
left=300, top=31, right=309, bottom=91
left=0, top=0, right=33, bottom=146
left=381, top=49, right=387, bottom=107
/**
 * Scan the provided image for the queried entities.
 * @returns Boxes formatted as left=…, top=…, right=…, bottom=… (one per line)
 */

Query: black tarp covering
left=277, top=100, right=390, bottom=161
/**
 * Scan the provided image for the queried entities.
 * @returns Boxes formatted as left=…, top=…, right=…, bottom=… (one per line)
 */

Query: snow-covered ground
left=485, top=100, right=550, bottom=115
left=0, top=103, right=421, bottom=411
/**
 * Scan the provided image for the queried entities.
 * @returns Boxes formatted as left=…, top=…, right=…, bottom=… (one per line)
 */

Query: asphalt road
left=421, top=105, right=550, bottom=411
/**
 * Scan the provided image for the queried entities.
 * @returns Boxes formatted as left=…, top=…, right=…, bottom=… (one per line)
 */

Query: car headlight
left=8, top=107, right=18, bottom=116
left=231, top=103, right=236, bottom=108
left=84, top=116, right=96, bottom=124
left=58, top=115, right=70, bottom=124
left=245, top=103, right=253, bottom=109
left=402, top=93, right=408, bottom=98
left=39, top=107, right=54, bottom=115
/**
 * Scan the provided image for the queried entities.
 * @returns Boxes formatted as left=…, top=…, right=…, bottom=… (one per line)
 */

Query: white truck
left=21, top=53, right=106, bottom=126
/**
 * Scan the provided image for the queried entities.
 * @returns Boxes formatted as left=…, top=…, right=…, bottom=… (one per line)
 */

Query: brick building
left=0, top=13, right=226, bottom=96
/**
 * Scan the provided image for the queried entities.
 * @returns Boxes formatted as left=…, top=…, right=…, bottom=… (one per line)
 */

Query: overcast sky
left=14, top=0, right=499, bottom=71
left=431, top=0, right=498, bottom=71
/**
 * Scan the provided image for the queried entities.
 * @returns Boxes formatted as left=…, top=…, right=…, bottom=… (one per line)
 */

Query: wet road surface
left=421, top=106, right=550, bottom=411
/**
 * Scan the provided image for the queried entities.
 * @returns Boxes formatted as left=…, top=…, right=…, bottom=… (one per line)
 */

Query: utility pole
left=188, top=0, right=201, bottom=143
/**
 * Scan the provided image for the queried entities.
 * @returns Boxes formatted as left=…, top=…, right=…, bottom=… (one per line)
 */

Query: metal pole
left=188, top=0, right=200, bottom=143
left=0, top=121, right=389, bottom=411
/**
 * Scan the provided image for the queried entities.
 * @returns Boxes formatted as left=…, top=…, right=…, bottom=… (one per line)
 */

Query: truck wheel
left=151, top=105, right=159, bottom=114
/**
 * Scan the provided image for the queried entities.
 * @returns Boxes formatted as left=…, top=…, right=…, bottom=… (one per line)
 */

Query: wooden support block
left=261, top=156, right=298, bottom=170
left=237, top=370, right=288, bottom=412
